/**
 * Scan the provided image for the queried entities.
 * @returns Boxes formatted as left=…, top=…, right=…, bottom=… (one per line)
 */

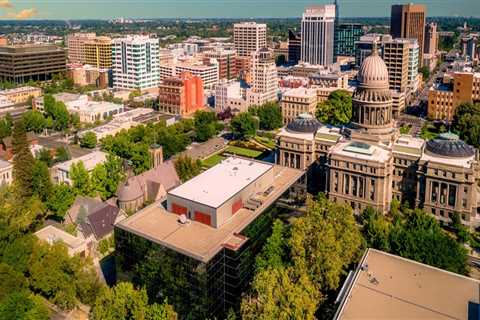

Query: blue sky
left=0, top=0, right=479, bottom=20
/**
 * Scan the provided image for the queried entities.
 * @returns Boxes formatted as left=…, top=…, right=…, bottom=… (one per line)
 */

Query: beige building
left=0, top=86, right=41, bottom=104
left=246, top=48, right=279, bottom=106
left=66, top=33, right=96, bottom=64
left=424, top=22, right=438, bottom=56
left=383, top=39, right=409, bottom=93
left=35, top=225, right=91, bottom=257
left=233, top=22, right=267, bottom=57
left=84, top=36, right=112, bottom=69
left=276, top=47, right=480, bottom=226
left=0, top=159, right=13, bottom=186
left=281, top=88, right=318, bottom=125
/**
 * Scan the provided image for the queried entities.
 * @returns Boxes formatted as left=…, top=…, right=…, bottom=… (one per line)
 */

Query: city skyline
left=0, top=0, right=479, bottom=20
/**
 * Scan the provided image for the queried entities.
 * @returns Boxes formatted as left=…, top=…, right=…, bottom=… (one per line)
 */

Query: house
left=78, top=203, right=124, bottom=241
left=34, top=225, right=92, bottom=257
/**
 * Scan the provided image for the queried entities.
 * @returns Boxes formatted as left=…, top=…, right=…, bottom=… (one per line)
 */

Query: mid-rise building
left=203, top=49, right=237, bottom=80
left=214, top=80, right=247, bottom=113
left=309, top=71, right=349, bottom=89
left=66, top=32, right=96, bottom=63
left=158, top=72, right=204, bottom=116
left=301, top=5, right=336, bottom=66
left=160, top=61, right=219, bottom=89
left=288, top=30, right=301, bottom=65
left=461, top=34, right=479, bottom=62
left=334, top=23, right=364, bottom=58
left=0, top=44, right=66, bottom=84
left=53, top=151, right=107, bottom=185
left=383, top=39, right=409, bottom=93
left=0, top=86, right=42, bottom=104
left=0, top=160, right=13, bottom=186
left=406, top=39, right=420, bottom=93
left=424, top=22, right=438, bottom=56
left=428, top=71, right=480, bottom=121
left=281, top=87, right=318, bottom=125
left=112, top=35, right=160, bottom=90
left=247, top=48, right=279, bottom=106
left=390, top=3, right=426, bottom=65
left=67, top=64, right=110, bottom=89
left=84, top=36, right=112, bottom=69
left=115, top=157, right=303, bottom=319
left=233, top=22, right=267, bottom=57
left=354, top=34, right=391, bottom=67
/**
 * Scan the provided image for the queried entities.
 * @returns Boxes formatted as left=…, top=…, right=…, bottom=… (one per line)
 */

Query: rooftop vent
left=178, top=214, right=188, bottom=225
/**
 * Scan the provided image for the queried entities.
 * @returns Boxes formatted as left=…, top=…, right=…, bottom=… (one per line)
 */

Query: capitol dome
left=425, top=132, right=475, bottom=158
left=286, top=113, right=322, bottom=133
left=357, top=44, right=389, bottom=89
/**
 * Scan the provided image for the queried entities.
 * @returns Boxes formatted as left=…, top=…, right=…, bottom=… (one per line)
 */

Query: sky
left=0, top=0, right=479, bottom=20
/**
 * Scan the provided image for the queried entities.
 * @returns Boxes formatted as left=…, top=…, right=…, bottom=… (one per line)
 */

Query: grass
left=399, top=124, right=412, bottom=135
left=420, top=123, right=440, bottom=141
left=253, top=135, right=276, bottom=149
left=225, top=146, right=263, bottom=158
left=202, top=154, right=225, bottom=168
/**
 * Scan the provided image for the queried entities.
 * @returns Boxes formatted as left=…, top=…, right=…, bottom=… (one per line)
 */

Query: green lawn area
left=202, top=154, right=225, bottom=168
left=420, top=123, right=440, bottom=141
left=253, top=135, right=276, bottom=149
left=399, top=124, right=412, bottom=135
left=225, top=146, right=263, bottom=158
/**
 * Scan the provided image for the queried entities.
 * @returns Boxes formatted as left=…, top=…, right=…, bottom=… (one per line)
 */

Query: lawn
left=253, top=135, right=276, bottom=149
left=202, top=154, right=225, bottom=168
left=225, top=145, right=263, bottom=158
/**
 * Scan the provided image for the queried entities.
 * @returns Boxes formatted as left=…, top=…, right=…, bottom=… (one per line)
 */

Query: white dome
left=358, top=48, right=389, bottom=89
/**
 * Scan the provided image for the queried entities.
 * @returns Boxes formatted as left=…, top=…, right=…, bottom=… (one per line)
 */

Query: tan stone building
left=383, top=39, right=409, bottom=93
left=276, top=48, right=480, bottom=227
left=0, top=86, right=41, bottom=104
left=281, top=88, right=318, bottom=125
left=66, top=32, right=96, bottom=64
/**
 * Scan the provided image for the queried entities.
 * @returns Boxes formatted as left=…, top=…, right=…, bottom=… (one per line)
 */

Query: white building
left=34, top=93, right=88, bottom=113
left=159, top=62, right=219, bottom=89
left=112, top=35, right=160, bottom=90
left=247, top=48, right=279, bottom=106
left=233, top=22, right=267, bottom=57
left=0, top=159, right=13, bottom=186
left=53, top=151, right=107, bottom=185
left=301, top=5, right=336, bottom=66
left=214, top=80, right=247, bottom=113
left=407, top=38, right=420, bottom=93
left=35, top=225, right=91, bottom=257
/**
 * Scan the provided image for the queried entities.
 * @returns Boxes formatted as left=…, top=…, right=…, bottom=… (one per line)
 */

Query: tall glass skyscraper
left=334, top=23, right=365, bottom=57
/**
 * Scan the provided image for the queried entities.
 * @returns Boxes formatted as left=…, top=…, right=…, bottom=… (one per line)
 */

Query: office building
left=0, top=86, right=42, bottom=104
left=115, top=157, right=303, bottom=319
left=301, top=5, right=336, bottom=66
left=288, top=30, right=301, bottom=65
left=158, top=72, right=204, bottom=116
left=66, top=33, right=96, bottom=63
left=461, top=34, right=479, bottom=62
left=160, top=62, right=219, bottom=89
left=247, top=48, right=279, bottom=106
left=281, top=88, right=318, bottom=125
left=233, top=22, right=267, bottom=57
left=214, top=80, right=247, bottom=113
left=335, top=249, right=480, bottom=320
left=277, top=48, right=480, bottom=226
left=428, top=71, right=480, bottom=121
left=203, top=48, right=237, bottom=80
left=407, top=39, right=420, bottom=93
left=354, top=34, right=391, bottom=67
left=84, top=36, right=112, bottom=69
left=112, top=35, right=160, bottom=90
left=67, top=64, right=110, bottom=89
left=334, top=23, right=364, bottom=58
left=390, top=3, right=426, bottom=65
left=424, top=22, right=438, bottom=55
left=383, top=39, right=410, bottom=93
left=0, top=44, right=66, bottom=84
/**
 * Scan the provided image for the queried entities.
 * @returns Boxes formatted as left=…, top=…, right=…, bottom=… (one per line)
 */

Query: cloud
left=7, top=8, right=38, bottom=19
left=0, top=0, right=12, bottom=9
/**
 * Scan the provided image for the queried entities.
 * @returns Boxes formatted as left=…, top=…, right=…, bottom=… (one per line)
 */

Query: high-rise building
left=287, top=30, right=301, bottom=65
left=158, top=72, right=204, bottom=116
left=0, top=44, right=66, bottom=84
left=383, top=39, right=410, bottom=93
left=203, top=49, right=237, bottom=80
left=406, top=39, right=420, bottom=93
left=112, top=35, right=160, bottom=90
left=84, top=36, right=112, bottom=69
left=247, top=48, right=279, bottom=106
left=233, top=22, right=267, bottom=57
left=424, top=22, right=438, bottom=55
left=390, top=3, right=426, bottom=65
left=301, top=5, right=336, bottom=66
left=66, top=33, right=96, bottom=63
left=334, top=23, right=365, bottom=57
left=354, top=34, right=391, bottom=67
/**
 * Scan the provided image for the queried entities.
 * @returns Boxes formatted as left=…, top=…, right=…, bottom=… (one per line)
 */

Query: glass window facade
left=335, top=23, right=365, bottom=57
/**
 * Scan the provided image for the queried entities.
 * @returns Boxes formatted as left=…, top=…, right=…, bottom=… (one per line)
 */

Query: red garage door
left=172, top=203, right=187, bottom=215
left=232, top=199, right=243, bottom=215
left=194, top=211, right=211, bottom=226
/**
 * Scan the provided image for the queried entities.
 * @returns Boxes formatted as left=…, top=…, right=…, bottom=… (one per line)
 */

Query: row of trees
left=452, top=102, right=480, bottom=148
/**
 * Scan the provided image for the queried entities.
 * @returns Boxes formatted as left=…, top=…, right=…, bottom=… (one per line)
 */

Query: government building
left=276, top=46, right=480, bottom=227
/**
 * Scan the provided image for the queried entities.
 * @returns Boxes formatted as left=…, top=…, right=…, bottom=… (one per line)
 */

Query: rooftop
left=168, top=157, right=273, bottom=208
left=330, top=140, right=391, bottom=163
left=282, top=87, right=317, bottom=99
left=35, top=225, right=86, bottom=251
left=335, top=249, right=480, bottom=320
left=116, top=164, right=303, bottom=263
left=55, top=151, right=107, bottom=172
left=0, top=159, right=12, bottom=169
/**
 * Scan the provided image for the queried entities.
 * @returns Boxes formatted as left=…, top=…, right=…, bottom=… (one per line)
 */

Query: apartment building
left=233, top=22, right=267, bottom=57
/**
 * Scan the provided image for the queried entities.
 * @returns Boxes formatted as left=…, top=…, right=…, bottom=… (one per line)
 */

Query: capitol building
left=276, top=47, right=480, bottom=227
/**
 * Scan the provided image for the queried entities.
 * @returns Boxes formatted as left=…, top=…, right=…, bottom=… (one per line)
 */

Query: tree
left=22, top=110, right=46, bottom=134
left=419, top=65, right=430, bottom=80
left=316, top=90, right=352, bottom=126
left=289, top=196, right=362, bottom=291
left=80, top=132, right=98, bottom=149
left=241, top=266, right=321, bottom=320
left=46, top=184, right=75, bottom=220
left=255, top=219, right=288, bottom=272
left=360, top=207, right=391, bottom=252
left=230, top=112, right=258, bottom=140
left=193, top=110, right=218, bottom=142
left=31, top=160, right=52, bottom=202
left=90, top=282, right=176, bottom=320
left=55, top=146, right=71, bottom=163
left=174, top=155, right=202, bottom=182
left=0, top=263, right=28, bottom=301
left=36, top=148, right=54, bottom=167
left=70, top=162, right=94, bottom=197
left=0, top=292, right=50, bottom=320
left=12, top=120, right=35, bottom=198
left=452, top=103, right=480, bottom=148
left=255, top=102, right=283, bottom=131
left=0, top=117, right=12, bottom=140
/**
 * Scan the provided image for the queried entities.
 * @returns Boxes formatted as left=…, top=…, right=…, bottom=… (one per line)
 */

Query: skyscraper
left=301, top=5, right=336, bottom=66
left=233, top=22, right=267, bottom=57
left=390, top=3, right=426, bottom=65
left=383, top=38, right=410, bottom=93
left=335, top=23, right=365, bottom=57
left=424, top=22, right=438, bottom=55
left=287, top=30, right=301, bottom=65
left=112, top=35, right=160, bottom=90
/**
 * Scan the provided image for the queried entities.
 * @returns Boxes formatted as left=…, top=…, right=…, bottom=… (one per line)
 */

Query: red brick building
left=158, top=72, right=204, bottom=116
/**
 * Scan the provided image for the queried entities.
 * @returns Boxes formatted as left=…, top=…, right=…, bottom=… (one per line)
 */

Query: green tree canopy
left=193, top=110, right=219, bottom=142
left=70, top=161, right=94, bottom=197
left=254, top=102, right=283, bottom=131
left=31, top=160, right=52, bottom=202
left=0, top=291, right=50, bottom=320
left=55, top=146, right=71, bottom=163
left=452, top=102, right=480, bottom=148
left=22, top=110, right=47, bottom=134
left=12, top=120, right=35, bottom=198
left=46, top=183, right=75, bottom=220
left=255, top=219, right=288, bottom=272
left=80, top=132, right=98, bottom=149
left=230, top=112, right=258, bottom=140
left=315, top=90, right=352, bottom=126
left=174, top=155, right=202, bottom=182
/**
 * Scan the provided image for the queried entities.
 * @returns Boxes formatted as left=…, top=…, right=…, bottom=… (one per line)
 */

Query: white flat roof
left=35, top=225, right=86, bottom=250
left=55, top=151, right=107, bottom=172
left=330, top=140, right=392, bottom=163
left=168, top=157, right=273, bottom=208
